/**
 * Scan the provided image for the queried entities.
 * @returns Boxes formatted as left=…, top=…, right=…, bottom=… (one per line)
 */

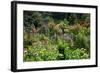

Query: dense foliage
left=23, top=11, right=90, bottom=62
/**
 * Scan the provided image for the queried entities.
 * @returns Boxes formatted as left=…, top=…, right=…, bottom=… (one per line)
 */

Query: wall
left=0, top=0, right=99, bottom=73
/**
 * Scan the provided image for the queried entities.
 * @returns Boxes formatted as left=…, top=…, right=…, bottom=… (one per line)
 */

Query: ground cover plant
left=23, top=11, right=90, bottom=62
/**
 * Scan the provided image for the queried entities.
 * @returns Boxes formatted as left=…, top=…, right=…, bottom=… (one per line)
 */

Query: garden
left=23, top=11, right=90, bottom=62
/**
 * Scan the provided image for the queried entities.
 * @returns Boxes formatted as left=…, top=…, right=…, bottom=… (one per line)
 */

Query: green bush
left=74, top=27, right=90, bottom=51
left=24, top=41, right=59, bottom=61
left=64, top=48, right=89, bottom=60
